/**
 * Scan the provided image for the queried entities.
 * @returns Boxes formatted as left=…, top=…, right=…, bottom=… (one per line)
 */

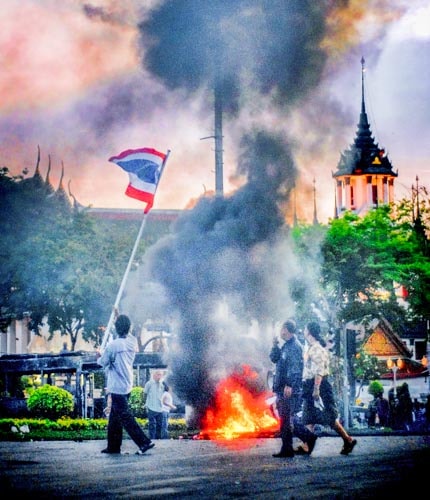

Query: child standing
left=161, top=384, right=177, bottom=439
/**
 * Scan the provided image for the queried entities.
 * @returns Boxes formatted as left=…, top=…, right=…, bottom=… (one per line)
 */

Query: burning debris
left=198, top=364, right=278, bottom=443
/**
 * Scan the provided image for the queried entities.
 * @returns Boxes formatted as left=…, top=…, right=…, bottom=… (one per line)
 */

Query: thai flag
left=109, top=147, right=167, bottom=213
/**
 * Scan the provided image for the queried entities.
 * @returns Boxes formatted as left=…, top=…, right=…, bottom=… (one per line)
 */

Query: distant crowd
left=363, top=382, right=430, bottom=432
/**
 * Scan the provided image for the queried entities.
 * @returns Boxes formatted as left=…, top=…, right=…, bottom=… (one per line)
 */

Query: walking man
left=270, top=319, right=318, bottom=457
left=97, top=314, right=154, bottom=455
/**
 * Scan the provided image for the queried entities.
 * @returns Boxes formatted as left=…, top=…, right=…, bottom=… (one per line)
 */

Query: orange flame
left=199, top=365, right=278, bottom=447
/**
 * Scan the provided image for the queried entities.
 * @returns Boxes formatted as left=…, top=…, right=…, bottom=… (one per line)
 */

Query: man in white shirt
left=98, top=314, right=154, bottom=455
left=144, top=370, right=165, bottom=439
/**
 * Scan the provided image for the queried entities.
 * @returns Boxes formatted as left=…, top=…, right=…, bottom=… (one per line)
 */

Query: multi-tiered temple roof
left=334, top=58, right=397, bottom=179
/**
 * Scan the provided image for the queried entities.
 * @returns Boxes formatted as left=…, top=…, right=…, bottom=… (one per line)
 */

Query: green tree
left=353, top=347, right=381, bottom=399
left=0, top=167, right=143, bottom=349
left=391, top=194, right=430, bottom=321
left=321, top=205, right=430, bottom=329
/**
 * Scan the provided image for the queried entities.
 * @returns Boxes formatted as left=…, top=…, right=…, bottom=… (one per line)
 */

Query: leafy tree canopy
left=0, top=167, right=144, bottom=349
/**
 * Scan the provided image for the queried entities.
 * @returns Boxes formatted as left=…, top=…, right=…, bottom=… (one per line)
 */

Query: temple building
left=333, top=58, right=398, bottom=217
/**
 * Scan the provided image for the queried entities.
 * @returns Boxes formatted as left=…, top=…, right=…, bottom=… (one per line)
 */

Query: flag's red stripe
left=109, top=148, right=166, bottom=163
left=125, top=184, right=154, bottom=213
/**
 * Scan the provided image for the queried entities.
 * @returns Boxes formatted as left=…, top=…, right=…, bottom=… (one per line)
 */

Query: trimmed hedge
left=0, top=417, right=188, bottom=441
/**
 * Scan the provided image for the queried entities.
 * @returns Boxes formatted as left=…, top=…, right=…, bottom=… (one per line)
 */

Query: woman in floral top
left=301, top=321, right=357, bottom=455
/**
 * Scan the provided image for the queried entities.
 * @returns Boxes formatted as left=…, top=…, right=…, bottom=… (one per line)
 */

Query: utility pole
left=342, top=325, right=350, bottom=429
left=214, top=81, right=224, bottom=197
left=200, top=78, right=224, bottom=197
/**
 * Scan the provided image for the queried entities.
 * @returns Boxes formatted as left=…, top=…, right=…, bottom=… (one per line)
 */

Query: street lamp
left=386, top=358, right=404, bottom=398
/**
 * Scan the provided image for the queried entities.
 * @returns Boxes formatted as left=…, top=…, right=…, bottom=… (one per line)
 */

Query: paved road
left=1, top=435, right=429, bottom=498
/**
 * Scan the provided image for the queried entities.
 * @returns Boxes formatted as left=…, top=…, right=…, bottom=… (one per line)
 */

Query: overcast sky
left=1, top=0, right=429, bottom=223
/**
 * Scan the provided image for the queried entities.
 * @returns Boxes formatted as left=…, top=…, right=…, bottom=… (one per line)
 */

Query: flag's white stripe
left=128, top=173, right=157, bottom=194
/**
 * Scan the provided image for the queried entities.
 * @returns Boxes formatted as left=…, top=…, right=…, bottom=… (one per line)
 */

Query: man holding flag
left=98, top=314, right=154, bottom=455
left=100, top=146, right=170, bottom=353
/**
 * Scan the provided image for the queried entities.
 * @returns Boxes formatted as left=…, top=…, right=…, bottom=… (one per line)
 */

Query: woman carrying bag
left=300, top=321, right=357, bottom=456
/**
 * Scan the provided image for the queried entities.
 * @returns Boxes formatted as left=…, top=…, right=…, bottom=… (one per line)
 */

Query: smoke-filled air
left=121, top=0, right=334, bottom=424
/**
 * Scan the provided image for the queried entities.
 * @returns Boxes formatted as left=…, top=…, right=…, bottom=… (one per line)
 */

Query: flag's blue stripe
left=116, top=159, right=160, bottom=184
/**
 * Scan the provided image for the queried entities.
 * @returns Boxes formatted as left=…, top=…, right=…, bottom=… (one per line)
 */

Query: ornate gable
left=364, top=329, right=401, bottom=357
left=362, top=317, right=411, bottom=358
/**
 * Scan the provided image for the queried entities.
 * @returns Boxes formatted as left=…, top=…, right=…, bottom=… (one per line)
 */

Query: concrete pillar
left=345, top=177, right=351, bottom=210
left=383, top=177, right=388, bottom=204
left=7, top=321, right=16, bottom=354
left=366, top=176, right=373, bottom=211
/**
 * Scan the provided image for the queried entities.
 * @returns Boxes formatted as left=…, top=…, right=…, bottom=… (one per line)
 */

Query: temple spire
left=293, top=188, right=298, bottom=227
left=312, top=178, right=318, bottom=225
left=333, top=56, right=397, bottom=217
left=361, top=56, right=366, bottom=114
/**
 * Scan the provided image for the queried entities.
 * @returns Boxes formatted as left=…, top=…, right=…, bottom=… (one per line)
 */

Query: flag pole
left=100, top=149, right=171, bottom=351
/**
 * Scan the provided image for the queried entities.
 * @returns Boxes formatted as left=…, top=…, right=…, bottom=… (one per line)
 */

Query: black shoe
left=307, top=435, right=318, bottom=455
left=101, top=448, right=120, bottom=454
left=272, top=451, right=294, bottom=458
left=340, top=439, right=357, bottom=455
left=136, top=442, right=155, bottom=455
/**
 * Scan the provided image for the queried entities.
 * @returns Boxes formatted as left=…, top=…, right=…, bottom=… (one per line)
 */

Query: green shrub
left=27, top=385, right=74, bottom=419
left=368, top=380, right=384, bottom=398
left=129, top=386, right=146, bottom=418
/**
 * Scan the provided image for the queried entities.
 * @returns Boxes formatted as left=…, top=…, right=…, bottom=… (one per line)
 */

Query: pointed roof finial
left=35, top=145, right=41, bottom=175
left=58, top=161, right=65, bottom=191
left=29, top=144, right=44, bottom=186
left=56, top=161, right=71, bottom=208
left=44, top=154, right=55, bottom=194
left=313, top=178, right=318, bottom=225
left=361, top=56, right=366, bottom=114
left=46, top=155, right=51, bottom=181
left=68, top=179, right=83, bottom=212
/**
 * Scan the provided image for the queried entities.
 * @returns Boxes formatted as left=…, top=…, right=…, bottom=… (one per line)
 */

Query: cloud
left=1, top=0, right=429, bottom=220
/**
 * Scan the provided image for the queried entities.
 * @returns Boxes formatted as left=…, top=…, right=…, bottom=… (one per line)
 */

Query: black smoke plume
left=141, top=130, right=298, bottom=423
left=133, top=1, right=334, bottom=423
left=139, top=0, right=328, bottom=114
